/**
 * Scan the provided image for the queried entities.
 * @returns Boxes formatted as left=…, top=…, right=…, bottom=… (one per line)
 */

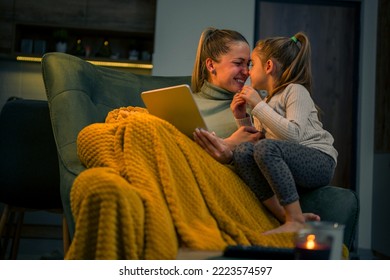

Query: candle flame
left=306, top=234, right=316, bottom=249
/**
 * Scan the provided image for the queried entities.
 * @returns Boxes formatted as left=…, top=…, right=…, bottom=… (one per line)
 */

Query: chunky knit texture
left=67, top=107, right=296, bottom=259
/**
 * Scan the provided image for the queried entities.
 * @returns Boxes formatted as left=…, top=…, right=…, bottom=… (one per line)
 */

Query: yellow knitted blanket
left=66, top=107, right=295, bottom=260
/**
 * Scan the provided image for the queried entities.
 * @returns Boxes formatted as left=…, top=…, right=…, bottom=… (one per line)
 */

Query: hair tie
left=291, top=36, right=298, bottom=43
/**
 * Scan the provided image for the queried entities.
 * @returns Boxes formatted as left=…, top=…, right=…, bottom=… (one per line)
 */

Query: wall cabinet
left=0, top=0, right=156, bottom=65
left=0, top=0, right=14, bottom=54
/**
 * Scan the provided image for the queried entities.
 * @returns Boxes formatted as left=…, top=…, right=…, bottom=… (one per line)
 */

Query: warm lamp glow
left=88, top=60, right=153, bottom=69
left=16, top=56, right=42, bottom=63
left=16, top=56, right=153, bottom=69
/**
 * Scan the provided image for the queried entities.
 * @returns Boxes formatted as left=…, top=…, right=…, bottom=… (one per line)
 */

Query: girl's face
left=208, top=41, right=251, bottom=93
left=249, top=52, right=268, bottom=91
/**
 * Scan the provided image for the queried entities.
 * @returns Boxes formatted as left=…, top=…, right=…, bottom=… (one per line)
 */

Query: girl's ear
left=265, top=59, right=275, bottom=74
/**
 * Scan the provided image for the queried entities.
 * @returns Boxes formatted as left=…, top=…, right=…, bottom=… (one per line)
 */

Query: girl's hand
left=240, top=86, right=262, bottom=108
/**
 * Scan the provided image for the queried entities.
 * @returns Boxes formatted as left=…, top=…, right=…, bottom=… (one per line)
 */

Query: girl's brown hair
left=191, top=27, right=249, bottom=92
left=254, top=32, right=313, bottom=100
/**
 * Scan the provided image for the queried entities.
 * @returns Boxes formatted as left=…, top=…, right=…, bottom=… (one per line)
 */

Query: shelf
left=0, top=0, right=157, bottom=67
left=0, top=0, right=156, bottom=75
left=13, top=24, right=154, bottom=63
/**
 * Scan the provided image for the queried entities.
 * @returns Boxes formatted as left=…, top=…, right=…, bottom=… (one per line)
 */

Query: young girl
left=231, top=32, right=338, bottom=234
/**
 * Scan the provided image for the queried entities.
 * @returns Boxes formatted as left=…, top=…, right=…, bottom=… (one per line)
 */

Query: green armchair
left=41, top=52, right=359, bottom=254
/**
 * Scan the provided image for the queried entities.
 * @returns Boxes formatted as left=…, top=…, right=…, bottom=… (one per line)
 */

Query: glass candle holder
left=294, top=227, right=333, bottom=260
left=304, top=221, right=345, bottom=260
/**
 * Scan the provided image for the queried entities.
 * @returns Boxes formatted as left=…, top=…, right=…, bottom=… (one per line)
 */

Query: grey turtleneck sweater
left=193, top=81, right=237, bottom=139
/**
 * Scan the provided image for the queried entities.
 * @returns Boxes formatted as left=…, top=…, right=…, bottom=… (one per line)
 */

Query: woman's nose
left=242, top=66, right=250, bottom=75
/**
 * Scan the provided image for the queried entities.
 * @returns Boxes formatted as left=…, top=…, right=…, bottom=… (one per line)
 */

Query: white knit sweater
left=236, top=83, right=338, bottom=163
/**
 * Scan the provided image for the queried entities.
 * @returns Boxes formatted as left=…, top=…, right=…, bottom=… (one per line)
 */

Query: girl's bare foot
left=262, top=221, right=305, bottom=235
left=263, top=213, right=320, bottom=235
left=303, top=213, right=320, bottom=222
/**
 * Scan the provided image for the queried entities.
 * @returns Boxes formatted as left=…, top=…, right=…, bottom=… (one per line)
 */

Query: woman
left=192, top=27, right=261, bottom=161
left=71, top=27, right=284, bottom=260
left=191, top=27, right=260, bottom=142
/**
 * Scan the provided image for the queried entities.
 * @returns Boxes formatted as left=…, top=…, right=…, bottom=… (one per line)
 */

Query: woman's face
left=208, top=41, right=251, bottom=93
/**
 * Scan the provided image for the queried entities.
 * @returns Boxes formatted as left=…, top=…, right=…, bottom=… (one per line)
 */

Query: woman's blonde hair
left=254, top=32, right=313, bottom=100
left=191, top=27, right=248, bottom=92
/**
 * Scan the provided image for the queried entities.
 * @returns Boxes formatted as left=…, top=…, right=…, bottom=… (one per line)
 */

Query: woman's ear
left=205, top=58, right=216, bottom=74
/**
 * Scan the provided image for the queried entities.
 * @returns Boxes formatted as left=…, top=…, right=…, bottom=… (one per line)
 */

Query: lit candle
left=305, top=234, right=316, bottom=249
left=295, top=233, right=331, bottom=260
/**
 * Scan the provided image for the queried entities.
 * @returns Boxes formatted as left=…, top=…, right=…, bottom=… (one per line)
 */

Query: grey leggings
left=233, top=139, right=336, bottom=206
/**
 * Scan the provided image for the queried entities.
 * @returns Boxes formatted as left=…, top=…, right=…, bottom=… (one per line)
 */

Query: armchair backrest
left=42, top=52, right=191, bottom=234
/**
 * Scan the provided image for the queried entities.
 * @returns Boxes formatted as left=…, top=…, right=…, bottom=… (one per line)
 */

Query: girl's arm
left=251, top=84, right=314, bottom=142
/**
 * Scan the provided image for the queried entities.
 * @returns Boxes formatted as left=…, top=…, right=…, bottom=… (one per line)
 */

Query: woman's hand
left=230, top=92, right=247, bottom=119
left=225, top=126, right=263, bottom=148
left=193, top=128, right=233, bottom=164
left=193, top=126, right=263, bottom=164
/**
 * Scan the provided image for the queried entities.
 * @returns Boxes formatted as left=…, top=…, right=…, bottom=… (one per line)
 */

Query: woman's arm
left=193, top=126, right=262, bottom=164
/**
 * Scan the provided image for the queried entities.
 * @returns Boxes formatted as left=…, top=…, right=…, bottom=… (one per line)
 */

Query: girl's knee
left=234, top=142, right=253, bottom=154
left=253, top=139, right=283, bottom=165
left=254, top=139, right=279, bottom=155
left=233, top=142, right=253, bottom=163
